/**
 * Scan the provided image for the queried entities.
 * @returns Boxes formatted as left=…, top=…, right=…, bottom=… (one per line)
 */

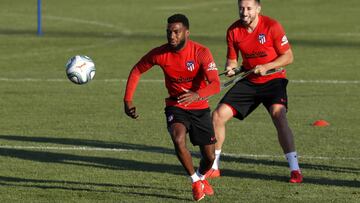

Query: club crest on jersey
left=186, top=60, right=195, bottom=72
left=258, top=33, right=266, bottom=44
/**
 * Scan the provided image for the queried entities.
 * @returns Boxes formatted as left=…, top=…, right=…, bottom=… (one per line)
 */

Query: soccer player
left=124, top=14, right=221, bottom=201
left=206, top=0, right=303, bottom=183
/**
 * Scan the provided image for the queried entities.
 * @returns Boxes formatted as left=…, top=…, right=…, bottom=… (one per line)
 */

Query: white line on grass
left=0, top=38, right=120, bottom=61
left=0, top=78, right=359, bottom=84
left=1, top=12, right=132, bottom=35
left=44, top=15, right=132, bottom=35
left=1, top=145, right=359, bottom=161
left=291, top=80, right=360, bottom=84
left=2, top=12, right=360, bottom=38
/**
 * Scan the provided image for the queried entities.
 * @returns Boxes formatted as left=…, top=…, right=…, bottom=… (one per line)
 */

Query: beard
left=169, top=38, right=186, bottom=51
left=239, top=13, right=255, bottom=27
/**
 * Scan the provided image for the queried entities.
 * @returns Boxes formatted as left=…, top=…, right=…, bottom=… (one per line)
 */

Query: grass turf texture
left=0, top=0, right=359, bottom=202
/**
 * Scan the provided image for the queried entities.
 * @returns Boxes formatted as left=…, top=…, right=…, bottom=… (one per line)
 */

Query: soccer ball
left=65, top=55, right=96, bottom=85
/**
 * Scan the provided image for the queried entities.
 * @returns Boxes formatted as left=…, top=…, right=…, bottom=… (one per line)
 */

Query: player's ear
left=257, top=5, right=261, bottom=13
left=185, top=30, right=190, bottom=38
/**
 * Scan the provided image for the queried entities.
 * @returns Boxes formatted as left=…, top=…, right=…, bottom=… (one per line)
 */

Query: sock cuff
left=285, top=152, right=300, bottom=171
left=196, top=170, right=205, bottom=180
left=190, top=173, right=200, bottom=183
left=285, top=151, right=297, bottom=158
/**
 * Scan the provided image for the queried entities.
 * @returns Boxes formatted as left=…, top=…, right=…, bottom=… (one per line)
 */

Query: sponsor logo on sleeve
left=207, top=62, right=217, bottom=71
left=281, top=35, right=289, bottom=46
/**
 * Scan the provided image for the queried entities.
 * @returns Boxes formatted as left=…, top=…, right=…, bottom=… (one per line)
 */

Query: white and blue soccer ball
left=65, top=55, right=96, bottom=85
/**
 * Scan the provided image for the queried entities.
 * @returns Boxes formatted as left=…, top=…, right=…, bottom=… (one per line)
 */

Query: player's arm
left=224, top=28, right=240, bottom=77
left=197, top=63, right=221, bottom=98
left=124, top=52, right=155, bottom=119
left=124, top=66, right=141, bottom=119
left=254, top=49, right=293, bottom=76
left=224, top=58, right=239, bottom=77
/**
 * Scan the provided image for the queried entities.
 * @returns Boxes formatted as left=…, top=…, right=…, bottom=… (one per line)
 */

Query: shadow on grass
left=0, top=176, right=190, bottom=201
left=0, top=135, right=359, bottom=188
left=0, top=135, right=175, bottom=155
left=0, top=135, right=359, bottom=175
left=222, top=169, right=360, bottom=188
left=221, top=156, right=360, bottom=175
left=0, top=147, right=183, bottom=174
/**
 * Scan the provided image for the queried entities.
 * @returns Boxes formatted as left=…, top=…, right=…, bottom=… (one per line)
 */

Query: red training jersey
left=227, top=15, right=291, bottom=83
left=124, top=40, right=220, bottom=110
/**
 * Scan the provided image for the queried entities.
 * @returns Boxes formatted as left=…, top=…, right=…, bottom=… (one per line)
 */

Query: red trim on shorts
left=223, top=103, right=237, bottom=116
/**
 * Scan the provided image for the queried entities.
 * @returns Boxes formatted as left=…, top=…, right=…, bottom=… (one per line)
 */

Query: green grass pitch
left=0, top=0, right=359, bottom=202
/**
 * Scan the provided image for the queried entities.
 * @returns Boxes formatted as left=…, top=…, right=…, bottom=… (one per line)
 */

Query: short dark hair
left=167, top=14, right=189, bottom=29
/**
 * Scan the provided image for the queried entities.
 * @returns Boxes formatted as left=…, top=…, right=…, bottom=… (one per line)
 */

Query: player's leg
left=213, top=104, right=234, bottom=154
left=206, top=104, right=234, bottom=178
left=262, top=79, right=303, bottom=183
left=197, top=144, right=215, bottom=196
left=198, top=144, right=215, bottom=175
left=169, top=122, right=196, bottom=176
left=168, top=122, right=205, bottom=201
left=207, top=80, right=259, bottom=178
left=165, top=107, right=205, bottom=201
left=188, top=108, right=217, bottom=197
left=268, top=104, right=302, bottom=183
left=269, top=104, right=295, bottom=153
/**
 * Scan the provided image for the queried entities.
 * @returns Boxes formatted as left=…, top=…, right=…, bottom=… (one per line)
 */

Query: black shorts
left=164, top=106, right=216, bottom=146
left=220, top=78, right=288, bottom=120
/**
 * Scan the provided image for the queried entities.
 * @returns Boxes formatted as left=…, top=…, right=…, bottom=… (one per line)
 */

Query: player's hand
left=254, top=65, right=269, bottom=76
left=225, top=66, right=236, bottom=77
left=177, top=88, right=200, bottom=106
left=124, top=101, right=139, bottom=119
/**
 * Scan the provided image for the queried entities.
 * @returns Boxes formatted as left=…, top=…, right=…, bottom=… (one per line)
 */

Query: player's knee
left=270, top=105, right=287, bottom=120
left=169, top=133, right=185, bottom=149
left=170, top=124, right=187, bottom=146
left=270, top=109, right=290, bottom=129
left=172, top=135, right=185, bottom=148
left=212, top=110, right=227, bottom=125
